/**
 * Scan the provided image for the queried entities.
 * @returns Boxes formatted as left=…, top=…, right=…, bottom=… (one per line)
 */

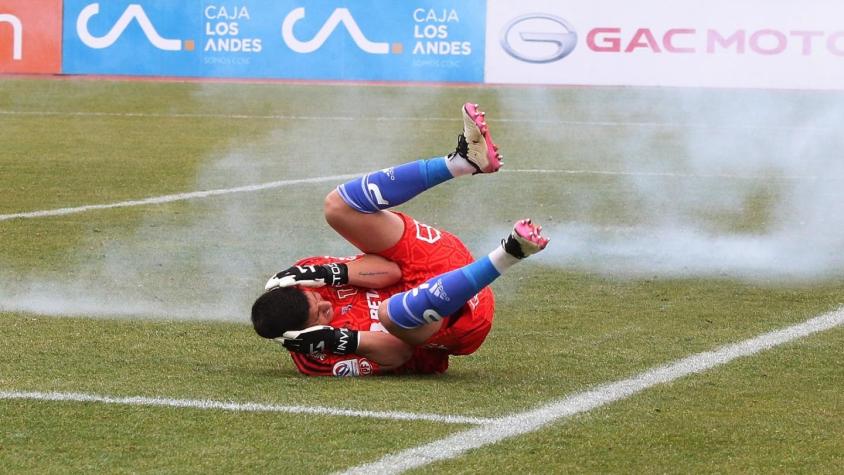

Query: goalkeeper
left=251, top=103, right=549, bottom=376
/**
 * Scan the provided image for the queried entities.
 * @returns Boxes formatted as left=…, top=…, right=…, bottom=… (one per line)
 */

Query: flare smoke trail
left=0, top=84, right=440, bottom=321
left=1, top=87, right=841, bottom=321
left=513, top=89, right=844, bottom=280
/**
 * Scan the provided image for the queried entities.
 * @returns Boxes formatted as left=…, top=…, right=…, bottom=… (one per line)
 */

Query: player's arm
left=265, top=254, right=401, bottom=290
left=280, top=326, right=413, bottom=371
left=346, top=255, right=401, bottom=289
left=355, top=331, right=413, bottom=369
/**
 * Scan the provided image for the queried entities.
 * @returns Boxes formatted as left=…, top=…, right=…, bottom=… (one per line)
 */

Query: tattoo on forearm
left=358, top=271, right=389, bottom=277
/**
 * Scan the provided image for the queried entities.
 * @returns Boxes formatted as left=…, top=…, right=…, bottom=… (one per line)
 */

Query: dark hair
left=251, top=287, right=310, bottom=338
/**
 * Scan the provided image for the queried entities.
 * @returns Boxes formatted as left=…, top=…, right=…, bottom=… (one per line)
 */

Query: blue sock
left=387, top=256, right=501, bottom=329
left=336, top=157, right=453, bottom=213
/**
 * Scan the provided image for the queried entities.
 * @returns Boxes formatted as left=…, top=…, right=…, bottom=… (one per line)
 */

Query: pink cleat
left=502, top=219, right=549, bottom=258
left=451, top=102, right=502, bottom=174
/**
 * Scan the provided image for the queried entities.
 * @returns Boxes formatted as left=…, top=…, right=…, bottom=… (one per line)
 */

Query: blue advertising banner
left=62, top=0, right=486, bottom=82
left=63, top=1, right=201, bottom=76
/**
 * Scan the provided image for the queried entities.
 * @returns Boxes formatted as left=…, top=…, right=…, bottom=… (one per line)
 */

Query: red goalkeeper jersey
left=285, top=212, right=495, bottom=376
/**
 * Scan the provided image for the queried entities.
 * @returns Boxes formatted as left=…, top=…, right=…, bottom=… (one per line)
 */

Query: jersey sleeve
left=289, top=351, right=381, bottom=377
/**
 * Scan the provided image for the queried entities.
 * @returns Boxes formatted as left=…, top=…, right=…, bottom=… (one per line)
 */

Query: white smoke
left=0, top=84, right=445, bottom=321
left=2, top=85, right=841, bottom=323
left=521, top=89, right=844, bottom=281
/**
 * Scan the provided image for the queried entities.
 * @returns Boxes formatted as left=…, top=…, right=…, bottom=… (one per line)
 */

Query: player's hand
left=264, top=263, right=349, bottom=290
left=277, top=325, right=359, bottom=355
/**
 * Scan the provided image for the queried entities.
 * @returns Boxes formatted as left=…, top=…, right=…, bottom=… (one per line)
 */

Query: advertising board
left=62, top=0, right=200, bottom=76
left=62, top=0, right=486, bottom=82
left=0, top=0, right=62, bottom=74
left=486, top=0, right=844, bottom=90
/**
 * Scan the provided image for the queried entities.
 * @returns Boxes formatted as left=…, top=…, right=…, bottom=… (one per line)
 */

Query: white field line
left=0, top=390, right=493, bottom=425
left=2, top=168, right=836, bottom=223
left=340, top=306, right=844, bottom=475
left=0, top=109, right=829, bottom=132
left=0, top=173, right=361, bottom=222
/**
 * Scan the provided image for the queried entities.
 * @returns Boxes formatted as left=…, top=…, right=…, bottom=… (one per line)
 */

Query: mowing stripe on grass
left=0, top=390, right=493, bottom=425
left=0, top=109, right=828, bottom=131
left=504, top=168, right=839, bottom=181
left=3, top=169, right=833, bottom=223
left=341, top=307, right=844, bottom=475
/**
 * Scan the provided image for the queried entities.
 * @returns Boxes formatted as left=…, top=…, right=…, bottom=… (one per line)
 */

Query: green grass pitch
left=1, top=77, right=842, bottom=473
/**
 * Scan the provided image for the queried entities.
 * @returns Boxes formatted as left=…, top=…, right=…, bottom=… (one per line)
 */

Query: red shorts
left=378, top=212, right=495, bottom=367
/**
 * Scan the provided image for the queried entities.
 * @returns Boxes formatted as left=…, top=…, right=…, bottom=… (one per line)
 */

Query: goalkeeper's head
left=251, top=287, right=333, bottom=338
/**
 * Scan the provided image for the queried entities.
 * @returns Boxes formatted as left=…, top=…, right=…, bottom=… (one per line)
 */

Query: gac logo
left=500, top=13, right=578, bottom=63
left=76, top=3, right=193, bottom=51
left=282, top=7, right=390, bottom=54
left=0, top=13, right=22, bottom=60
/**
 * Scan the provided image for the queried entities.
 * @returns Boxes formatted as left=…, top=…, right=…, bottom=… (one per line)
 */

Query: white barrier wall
left=486, top=0, right=844, bottom=89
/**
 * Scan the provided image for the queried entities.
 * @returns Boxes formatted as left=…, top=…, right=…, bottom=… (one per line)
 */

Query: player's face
left=303, top=290, right=333, bottom=327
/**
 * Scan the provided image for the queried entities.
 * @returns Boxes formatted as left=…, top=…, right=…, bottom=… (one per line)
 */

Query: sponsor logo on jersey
left=332, top=359, right=360, bottom=376
left=365, top=290, right=382, bottom=322
left=359, top=359, right=373, bottom=376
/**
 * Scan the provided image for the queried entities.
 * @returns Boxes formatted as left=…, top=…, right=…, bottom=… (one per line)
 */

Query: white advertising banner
left=485, top=0, right=844, bottom=90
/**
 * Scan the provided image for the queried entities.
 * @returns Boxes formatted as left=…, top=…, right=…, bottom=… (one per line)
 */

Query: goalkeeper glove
left=265, top=263, right=349, bottom=290
left=277, top=325, right=359, bottom=355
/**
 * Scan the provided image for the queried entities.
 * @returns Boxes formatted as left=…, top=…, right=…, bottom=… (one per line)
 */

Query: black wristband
left=333, top=328, right=358, bottom=355
left=323, top=263, right=349, bottom=286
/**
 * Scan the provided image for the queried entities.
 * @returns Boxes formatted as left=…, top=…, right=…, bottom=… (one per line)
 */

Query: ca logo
left=282, top=7, right=389, bottom=54
left=0, top=14, right=22, bottom=60
left=76, top=3, right=191, bottom=51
